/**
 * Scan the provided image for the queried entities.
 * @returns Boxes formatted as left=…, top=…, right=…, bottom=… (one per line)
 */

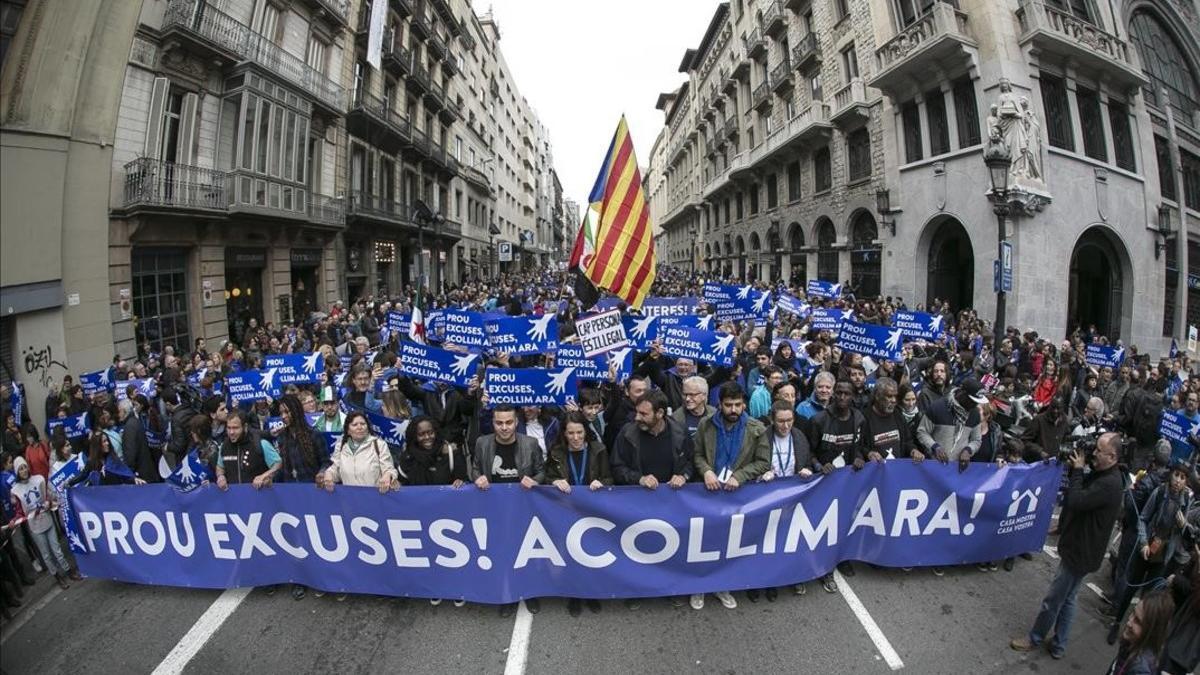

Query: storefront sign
left=290, top=249, right=322, bottom=267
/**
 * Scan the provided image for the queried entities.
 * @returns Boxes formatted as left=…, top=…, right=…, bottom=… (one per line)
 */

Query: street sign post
left=1000, top=240, right=1013, bottom=293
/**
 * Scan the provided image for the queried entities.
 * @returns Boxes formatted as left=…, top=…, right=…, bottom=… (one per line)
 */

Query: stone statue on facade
left=987, top=79, right=1050, bottom=212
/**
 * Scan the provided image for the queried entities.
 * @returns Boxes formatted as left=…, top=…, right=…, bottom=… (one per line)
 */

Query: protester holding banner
left=857, top=378, right=916, bottom=464
left=214, top=411, right=281, bottom=491
left=796, top=371, right=835, bottom=425
left=398, top=417, right=469, bottom=489
left=611, top=390, right=692, bottom=493
left=120, top=395, right=156, bottom=483
left=68, top=433, right=141, bottom=488
left=276, top=395, right=327, bottom=488
left=671, top=376, right=714, bottom=439
left=320, top=410, right=398, bottom=495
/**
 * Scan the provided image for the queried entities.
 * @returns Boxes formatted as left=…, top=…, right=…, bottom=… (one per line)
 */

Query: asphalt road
left=2, top=536, right=1121, bottom=675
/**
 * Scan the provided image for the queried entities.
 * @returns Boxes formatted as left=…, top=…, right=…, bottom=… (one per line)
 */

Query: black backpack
left=1132, top=393, right=1165, bottom=447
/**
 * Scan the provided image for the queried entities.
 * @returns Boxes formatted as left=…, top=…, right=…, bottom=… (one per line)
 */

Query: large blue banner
left=640, top=296, right=699, bottom=318
left=484, top=367, right=578, bottom=406
left=485, top=315, right=559, bottom=355
left=81, top=369, right=114, bottom=397
left=702, top=283, right=753, bottom=304
left=806, top=280, right=842, bottom=299
left=439, top=310, right=489, bottom=352
left=67, top=462, right=1060, bottom=603
left=777, top=292, right=809, bottom=318
left=837, top=319, right=904, bottom=362
left=261, top=352, right=325, bottom=388
left=1085, top=344, right=1126, bottom=369
left=892, top=311, right=946, bottom=341
left=659, top=326, right=736, bottom=367
left=1159, top=410, right=1197, bottom=447
left=398, top=341, right=479, bottom=387
left=225, top=370, right=274, bottom=406
left=116, top=378, right=157, bottom=401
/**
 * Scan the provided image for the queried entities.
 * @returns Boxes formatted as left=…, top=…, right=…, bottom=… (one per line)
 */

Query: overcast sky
left=484, top=0, right=719, bottom=209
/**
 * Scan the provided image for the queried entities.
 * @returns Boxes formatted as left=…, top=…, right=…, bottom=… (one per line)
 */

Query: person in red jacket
left=20, top=425, right=50, bottom=482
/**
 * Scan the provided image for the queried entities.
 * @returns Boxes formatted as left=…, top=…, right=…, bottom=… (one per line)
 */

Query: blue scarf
left=715, top=413, right=748, bottom=476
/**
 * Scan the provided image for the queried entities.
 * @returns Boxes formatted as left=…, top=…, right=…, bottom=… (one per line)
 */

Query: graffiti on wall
left=23, top=344, right=68, bottom=389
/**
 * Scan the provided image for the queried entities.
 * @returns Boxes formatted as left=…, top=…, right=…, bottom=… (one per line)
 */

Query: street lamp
left=412, top=199, right=443, bottom=291
left=488, top=221, right=501, bottom=277
left=875, top=188, right=898, bottom=236
left=1156, top=204, right=1173, bottom=260
left=983, top=137, right=1012, bottom=346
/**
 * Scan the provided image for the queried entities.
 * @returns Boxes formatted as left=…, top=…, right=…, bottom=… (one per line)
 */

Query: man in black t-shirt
left=857, top=377, right=915, bottom=464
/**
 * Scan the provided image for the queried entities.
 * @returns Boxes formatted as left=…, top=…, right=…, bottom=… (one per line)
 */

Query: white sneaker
left=32, top=560, right=44, bottom=573
left=689, top=593, right=705, bottom=610
left=714, top=591, right=737, bottom=609
left=430, top=598, right=442, bottom=606
left=453, top=599, right=465, bottom=607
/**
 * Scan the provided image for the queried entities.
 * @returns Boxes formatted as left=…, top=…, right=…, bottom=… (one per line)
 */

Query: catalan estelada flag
left=579, top=116, right=656, bottom=309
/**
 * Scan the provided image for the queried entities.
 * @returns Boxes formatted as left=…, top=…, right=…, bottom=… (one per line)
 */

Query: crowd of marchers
left=0, top=266, right=1197, bottom=673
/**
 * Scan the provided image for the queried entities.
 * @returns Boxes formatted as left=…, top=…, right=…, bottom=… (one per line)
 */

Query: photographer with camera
left=1106, top=458, right=1195, bottom=645
left=1011, top=432, right=1124, bottom=660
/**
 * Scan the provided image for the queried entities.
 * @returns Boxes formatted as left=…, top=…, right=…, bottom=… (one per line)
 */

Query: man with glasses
left=672, top=376, right=714, bottom=439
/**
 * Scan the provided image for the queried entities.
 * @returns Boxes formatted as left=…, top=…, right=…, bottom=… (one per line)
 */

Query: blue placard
left=777, top=292, right=809, bottom=318
left=484, top=367, right=579, bottom=406
left=806, top=280, right=842, bottom=299
left=837, top=319, right=904, bottom=362
left=623, top=314, right=659, bottom=350
left=555, top=344, right=633, bottom=382
left=714, top=290, right=771, bottom=322
left=167, top=450, right=212, bottom=494
left=1084, top=344, right=1126, bottom=369
left=115, top=378, right=157, bottom=401
left=440, top=309, right=489, bottom=351
left=398, top=341, right=480, bottom=387
left=48, top=411, right=90, bottom=440
left=810, top=307, right=854, bottom=333
left=387, top=311, right=411, bottom=335
left=225, top=370, right=274, bottom=406
left=1159, top=410, right=1197, bottom=447
left=366, top=410, right=409, bottom=447
left=485, top=315, right=559, bottom=355
left=640, top=296, right=699, bottom=318
left=67, top=462, right=1061, bottom=605
left=261, top=352, right=325, bottom=387
left=659, top=326, right=736, bottom=367
left=80, top=369, right=114, bottom=396
left=703, top=282, right=753, bottom=304
left=892, top=311, right=947, bottom=341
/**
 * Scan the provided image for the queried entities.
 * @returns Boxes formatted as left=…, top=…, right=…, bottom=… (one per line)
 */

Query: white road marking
left=835, top=571, right=905, bottom=670
left=152, top=587, right=251, bottom=675
left=503, top=600, right=534, bottom=675
left=0, top=584, right=63, bottom=645
left=1043, top=545, right=1059, bottom=559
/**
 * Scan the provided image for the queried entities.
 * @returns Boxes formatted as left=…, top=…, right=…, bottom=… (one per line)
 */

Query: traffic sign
left=1000, top=240, right=1013, bottom=293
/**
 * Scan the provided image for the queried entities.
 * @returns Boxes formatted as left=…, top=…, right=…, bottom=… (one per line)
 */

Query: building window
left=1109, top=101, right=1135, bottom=172
left=1183, top=150, right=1200, bottom=210
left=1129, top=10, right=1199, bottom=126
left=735, top=192, right=744, bottom=220
left=0, top=0, right=27, bottom=66
left=766, top=174, right=778, bottom=209
left=749, top=183, right=760, bottom=214
left=724, top=198, right=731, bottom=223
left=1156, top=135, right=1176, bottom=201
left=1045, top=0, right=1093, bottom=23
left=132, top=249, right=192, bottom=357
left=847, top=128, right=871, bottom=182
left=841, top=44, right=859, bottom=83
left=895, top=0, right=954, bottom=27
left=952, top=78, right=981, bottom=148
left=305, top=37, right=327, bottom=75
left=787, top=161, right=802, bottom=201
left=1040, top=73, right=1074, bottom=151
left=816, top=220, right=838, bottom=282
left=926, top=89, right=950, bottom=156
left=814, top=146, right=832, bottom=192
left=833, top=0, right=849, bottom=22
left=251, top=1, right=280, bottom=42
left=1076, top=85, right=1107, bottom=162
left=901, top=100, right=922, bottom=163
left=810, top=74, right=823, bottom=102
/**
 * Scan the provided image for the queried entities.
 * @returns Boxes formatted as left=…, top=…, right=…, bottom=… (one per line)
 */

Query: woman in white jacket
left=318, top=410, right=398, bottom=494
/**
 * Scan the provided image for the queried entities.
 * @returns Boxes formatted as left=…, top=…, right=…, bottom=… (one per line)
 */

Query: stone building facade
left=649, top=0, right=1199, bottom=354
left=0, top=0, right=555, bottom=430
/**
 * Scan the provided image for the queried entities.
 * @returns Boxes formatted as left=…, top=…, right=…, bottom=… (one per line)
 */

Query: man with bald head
left=1012, top=432, right=1124, bottom=660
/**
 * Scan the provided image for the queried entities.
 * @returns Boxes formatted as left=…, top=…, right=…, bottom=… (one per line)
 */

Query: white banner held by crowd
left=575, top=309, right=628, bottom=358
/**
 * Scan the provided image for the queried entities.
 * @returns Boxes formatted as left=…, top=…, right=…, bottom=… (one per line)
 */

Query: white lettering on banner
left=72, top=488, right=1012, bottom=571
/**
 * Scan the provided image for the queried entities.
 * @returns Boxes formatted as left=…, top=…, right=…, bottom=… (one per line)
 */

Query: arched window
left=1130, top=11, right=1199, bottom=123
left=816, top=219, right=838, bottom=282
left=850, top=212, right=881, bottom=298
left=789, top=222, right=807, bottom=286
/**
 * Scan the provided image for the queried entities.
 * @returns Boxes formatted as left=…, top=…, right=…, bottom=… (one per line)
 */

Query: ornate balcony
left=346, top=190, right=411, bottom=227
left=870, top=2, right=978, bottom=98
left=306, top=0, right=349, bottom=26
left=409, top=9, right=431, bottom=40
left=771, top=59, right=794, bottom=93
left=831, top=78, right=872, bottom=126
left=722, top=116, right=739, bottom=140
left=122, top=157, right=227, bottom=214
left=762, top=1, right=787, bottom=39
left=745, top=101, right=832, bottom=169
left=346, top=86, right=410, bottom=154
left=382, top=32, right=412, bottom=77
left=427, top=32, right=447, bottom=59
left=162, top=0, right=345, bottom=114
left=784, top=0, right=807, bottom=10
left=1014, top=0, right=1147, bottom=90
left=391, top=0, right=413, bottom=17
left=745, top=29, right=767, bottom=59
left=752, top=82, right=772, bottom=112
left=307, top=192, right=346, bottom=227
left=423, top=80, right=445, bottom=112
left=792, top=33, right=821, bottom=71
left=407, top=62, right=430, bottom=93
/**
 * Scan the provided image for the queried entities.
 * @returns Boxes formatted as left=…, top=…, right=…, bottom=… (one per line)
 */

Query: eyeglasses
left=683, top=391, right=706, bottom=398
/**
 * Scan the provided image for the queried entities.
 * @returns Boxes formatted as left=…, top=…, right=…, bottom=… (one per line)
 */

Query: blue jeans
left=1029, top=562, right=1085, bottom=657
